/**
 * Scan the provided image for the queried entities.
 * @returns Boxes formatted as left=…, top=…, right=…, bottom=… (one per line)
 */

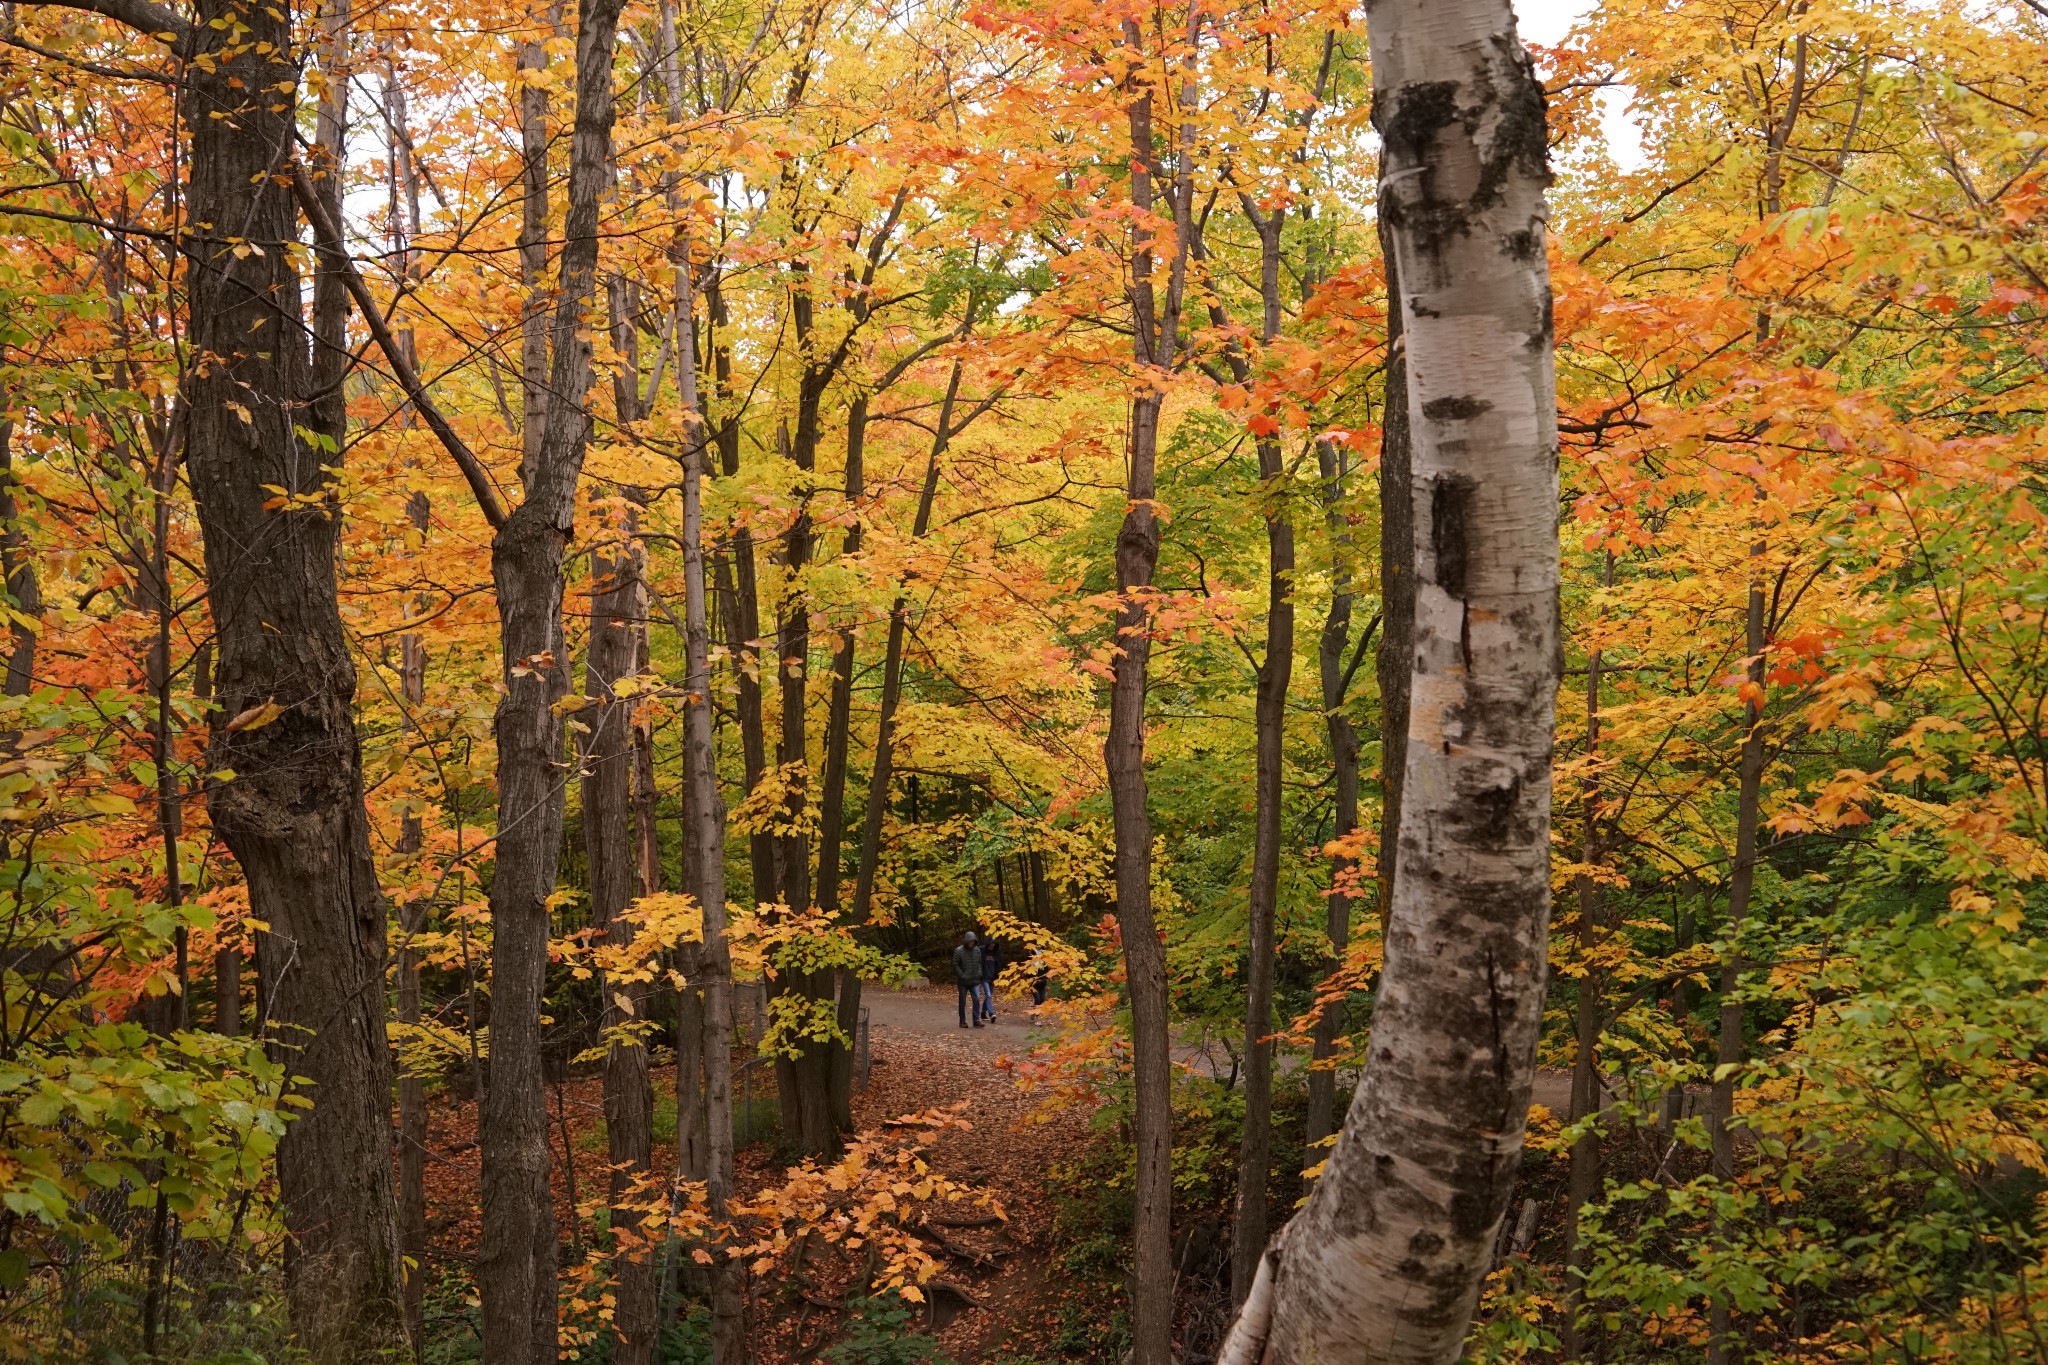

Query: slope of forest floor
left=413, top=987, right=1088, bottom=1362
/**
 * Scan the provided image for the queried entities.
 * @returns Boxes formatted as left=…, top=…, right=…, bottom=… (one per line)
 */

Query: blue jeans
left=958, top=981, right=977, bottom=1025
left=975, top=980, right=995, bottom=1020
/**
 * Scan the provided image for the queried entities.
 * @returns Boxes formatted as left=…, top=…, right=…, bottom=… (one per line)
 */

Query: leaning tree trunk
left=1217, top=3, right=1558, bottom=1362
left=478, top=0, right=626, bottom=1359
left=175, top=1, right=408, bottom=1358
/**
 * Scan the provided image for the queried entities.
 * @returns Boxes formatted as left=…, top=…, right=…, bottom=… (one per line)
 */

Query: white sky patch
left=1516, top=0, right=1649, bottom=173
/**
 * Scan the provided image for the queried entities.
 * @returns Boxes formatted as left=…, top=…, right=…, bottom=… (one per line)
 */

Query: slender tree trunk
left=1707, top=578, right=1767, bottom=1365
left=518, top=0, right=560, bottom=488
left=396, top=498, right=430, bottom=1357
left=1305, top=437, right=1359, bottom=1152
left=583, top=533, right=657, bottom=1365
left=1217, top=6, right=1557, bottom=1361
left=386, top=62, right=433, bottom=1350
left=1563, top=559, right=1609, bottom=1359
left=675, top=256, right=746, bottom=1365
left=1232, top=210, right=1295, bottom=1307
left=479, top=2, right=626, bottom=1358
left=1110, top=21, right=1188, bottom=1362
left=816, top=395, right=866, bottom=1134
left=702, top=275, right=777, bottom=915
left=836, top=363, right=964, bottom=1122
left=178, top=1, right=407, bottom=1356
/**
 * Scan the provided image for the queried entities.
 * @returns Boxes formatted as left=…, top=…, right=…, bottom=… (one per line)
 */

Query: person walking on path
left=953, top=930, right=985, bottom=1028
left=1031, top=948, right=1050, bottom=1007
left=978, top=934, right=1003, bottom=1023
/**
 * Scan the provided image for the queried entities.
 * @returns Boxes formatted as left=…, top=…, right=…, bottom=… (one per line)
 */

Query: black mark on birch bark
left=1431, top=474, right=1476, bottom=601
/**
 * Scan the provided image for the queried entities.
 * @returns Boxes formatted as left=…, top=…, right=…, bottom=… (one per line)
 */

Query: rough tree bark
left=674, top=252, right=746, bottom=1365
left=105, top=0, right=415, bottom=1356
left=1108, top=17, right=1192, bottom=1365
left=581, top=530, right=657, bottom=1365
left=478, top=0, right=626, bottom=1358
left=1217, top=3, right=1557, bottom=1361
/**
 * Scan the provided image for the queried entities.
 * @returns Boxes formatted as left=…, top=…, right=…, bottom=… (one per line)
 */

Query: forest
left=0, top=0, right=2045, bottom=1361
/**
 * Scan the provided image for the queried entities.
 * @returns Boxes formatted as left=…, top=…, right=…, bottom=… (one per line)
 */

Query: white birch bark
left=1217, top=1, right=1558, bottom=1361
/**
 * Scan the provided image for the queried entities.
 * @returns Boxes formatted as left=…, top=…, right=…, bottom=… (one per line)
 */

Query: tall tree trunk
left=1217, top=5, right=1557, bottom=1361
left=702, top=275, right=777, bottom=916
left=1707, top=577, right=1767, bottom=1365
left=479, top=1, right=625, bottom=1358
left=518, top=0, right=560, bottom=488
left=1232, top=209, right=1295, bottom=1308
left=1110, top=19, right=1189, bottom=1363
left=816, top=395, right=866, bottom=1134
left=836, top=362, right=964, bottom=1122
left=582, top=533, right=657, bottom=1365
left=385, top=63, right=432, bottom=1353
left=396, top=494, right=431, bottom=1359
left=1305, top=436, right=1360, bottom=1152
left=177, top=0, right=407, bottom=1356
left=675, top=256, right=746, bottom=1365
left=1562, top=559, right=1609, bottom=1360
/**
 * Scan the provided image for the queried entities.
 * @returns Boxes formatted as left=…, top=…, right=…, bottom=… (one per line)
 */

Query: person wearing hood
left=952, top=929, right=984, bottom=1028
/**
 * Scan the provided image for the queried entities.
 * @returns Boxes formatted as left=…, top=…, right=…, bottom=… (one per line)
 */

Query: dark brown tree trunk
left=835, top=363, right=964, bottom=1122
left=816, top=396, right=866, bottom=1134
left=176, top=0, right=407, bottom=1356
left=1232, top=208, right=1295, bottom=1307
left=518, top=1, right=560, bottom=488
left=387, top=60, right=432, bottom=1353
left=1708, top=577, right=1767, bottom=1365
left=479, top=1, right=626, bottom=1359
left=1305, top=436, right=1360, bottom=1153
left=396, top=497, right=430, bottom=1357
left=703, top=275, right=777, bottom=916
left=1110, top=22, right=1188, bottom=1362
left=1563, top=566, right=1609, bottom=1359
left=582, top=535, right=657, bottom=1365
left=674, top=260, right=746, bottom=1365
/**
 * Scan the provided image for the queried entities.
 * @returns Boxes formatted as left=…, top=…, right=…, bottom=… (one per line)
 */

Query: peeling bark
left=478, top=0, right=627, bottom=1358
left=1216, top=4, right=1557, bottom=1361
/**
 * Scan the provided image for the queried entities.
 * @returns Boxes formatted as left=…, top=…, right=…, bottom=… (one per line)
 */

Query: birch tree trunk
left=1217, top=3, right=1557, bottom=1360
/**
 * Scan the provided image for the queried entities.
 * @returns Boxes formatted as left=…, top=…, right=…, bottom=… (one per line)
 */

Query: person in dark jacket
left=952, top=931, right=984, bottom=1028
left=977, top=935, right=1002, bottom=1023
